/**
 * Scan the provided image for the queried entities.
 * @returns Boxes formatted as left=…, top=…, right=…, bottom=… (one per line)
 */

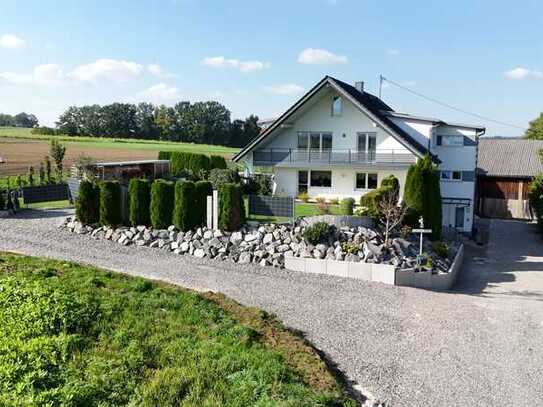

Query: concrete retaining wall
left=285, top=244, right=464, bottom=290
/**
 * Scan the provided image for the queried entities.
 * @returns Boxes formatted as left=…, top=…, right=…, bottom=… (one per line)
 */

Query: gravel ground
left=1, top=209, right=542, bottom=406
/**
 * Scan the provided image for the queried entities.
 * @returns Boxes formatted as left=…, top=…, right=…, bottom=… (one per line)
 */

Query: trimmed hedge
left=195, top=181, right=213, bottom=226
left=173, top=181, right=198, bottom=231
left=209, top=155, right=227, bottom=169
left=340, top=198, right=355, bottom=215
left=158, top=151, right=172, bottom=160
left=218, top=183, right=245, bottom=231
left=150, top=180, right=175, bottom=229
left=128, top=179, right=151, bottom=226
left=76, top=180, right=100, bottom=225
left=99, top=181, right=122, bottom=226
left=0, top=189, right=4, bottom=211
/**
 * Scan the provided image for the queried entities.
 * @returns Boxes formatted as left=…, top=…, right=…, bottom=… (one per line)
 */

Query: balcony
left=253, top=148, right=416, bottom=167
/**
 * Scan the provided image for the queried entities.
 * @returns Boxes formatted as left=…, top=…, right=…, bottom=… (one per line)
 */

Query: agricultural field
left=0, top=252, right=353, bottom=406
left=0, top=127, right=239, bottom=177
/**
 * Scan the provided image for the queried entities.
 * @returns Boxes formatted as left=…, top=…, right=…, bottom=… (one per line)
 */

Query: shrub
left=99, top=181, right=122, bottom=226
left=0, top=189, right=4, bottom=210
left=340, top=198, right=355, bottom=215
left=209, top=168, right=240, bottom=190
left=173, top=181, right=198, bottom=231
left=328, top=197, right=339, bottom=206
left=529, top=175, right=543, bottom=234
left=432, top=241, right=449, bottom=258
left=150, top=180, right=175, bottom=229
left=169, top=152, right=212, bottom=176
left=243, top=174, right=272, bottom=196
left=128, top=179, right=151, bottom=226
left=195, top=180, right=213, bottom=226
left=209, top=155, right=228, bottom=169
left=158, top=151, right=173, bottom=160
left=76, top=180, right=100, bottom=224
left=354, top=206, right=369, bottom=217
left=27, top=166, right=35, bottom=186
left=360, top=185, right=394, bottom=217
left=189, top=154, right=211, bottom=173
left=297, top=192, right=309, bottom=202
left=218, top=183, right=245, bottom=231
left=316, top=197, right=330, bottom=215
left=303, top=222, right=334, bottom=245
left=341, top=241, right=359, bottom=254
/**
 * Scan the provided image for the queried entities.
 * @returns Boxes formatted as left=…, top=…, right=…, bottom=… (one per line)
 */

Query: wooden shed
left=476, top=138, right=543, bottom=219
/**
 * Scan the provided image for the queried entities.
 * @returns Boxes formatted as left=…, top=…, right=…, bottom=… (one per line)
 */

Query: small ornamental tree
left=27, top=166, right=35, bottom=186
left=340, top=198, right=355, bottom=215
left=529, top=175, right=543, bottom=234
left=195, top=180, right=213, bottom=226
left=49, top=139, right=66, bottom=180
left=218, top=183, right=245, bottom=231
left=128, top=179, right=151, bottom=226
left=173, top=181, right=198, bottom=231
left=38, top=162, right=45, bottom=185
left=209, top=169, right=240, bottom=190
left=99, top=181, right=122, bottom=226
left=76, top=180, right=100, bottom=225
left=150, top=180, right=175, bottom=229
left=45, top=156, right=52, bottom=183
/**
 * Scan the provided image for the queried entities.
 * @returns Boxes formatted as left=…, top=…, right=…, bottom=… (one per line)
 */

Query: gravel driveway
left=1, top=210, right=542, bottom=406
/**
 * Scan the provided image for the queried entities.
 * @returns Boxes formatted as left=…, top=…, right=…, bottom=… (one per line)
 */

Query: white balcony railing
left=253, top=148, right=415, bottom=166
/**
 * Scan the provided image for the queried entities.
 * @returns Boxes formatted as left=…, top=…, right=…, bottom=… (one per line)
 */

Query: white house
left=233, top=76, right=485, bottom=233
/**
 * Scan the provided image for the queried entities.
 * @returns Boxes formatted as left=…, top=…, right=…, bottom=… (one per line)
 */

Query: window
left=355, top=172, right=378, bottom=189
left=298, top=170, right=308, bottom=193
left=310, top=170, right=332, bottom=187
left=332, top=96, right=342, bottom=116
left=441, top=170, right=462, bottom=181
left=437, top=135, right=463, bottom=146
left=297, top=132, right=333, bottom=151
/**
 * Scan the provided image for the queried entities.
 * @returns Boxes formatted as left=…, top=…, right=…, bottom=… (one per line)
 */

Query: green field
left=0, top=252, right=353, bottom=406
left=0, top=127, right=239, bottom=155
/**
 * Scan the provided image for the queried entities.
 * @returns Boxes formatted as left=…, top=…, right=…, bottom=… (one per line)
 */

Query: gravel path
left=1, top=210, right=542, bottom=406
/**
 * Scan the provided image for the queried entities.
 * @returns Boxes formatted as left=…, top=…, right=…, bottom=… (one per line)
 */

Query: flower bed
left=59, top=216, right=459, bottom=273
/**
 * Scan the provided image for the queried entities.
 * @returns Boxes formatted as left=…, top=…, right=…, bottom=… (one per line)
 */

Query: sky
left=0, top=0, right=542, bottom=137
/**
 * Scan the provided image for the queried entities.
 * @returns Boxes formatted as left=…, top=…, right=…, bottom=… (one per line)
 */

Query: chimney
left=355, top=81, right=364, bottom=92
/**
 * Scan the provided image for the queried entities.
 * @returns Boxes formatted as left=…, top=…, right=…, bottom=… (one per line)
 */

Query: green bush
left=404, top=156, right=442, bottom=240
left=303, top=222, right=334, bottom=245
left=195, top=180, right=213, bottom=226
left=169, top=152, right=212, bottom=177
left=189, top=154, right=211, bottom=173
left=529, top=175, right=543, bottom=234
left=158, top=151, right=173, bottom=160
left=340, top=198, right=355, bottom=215
left=150, top=180, right=175, bottom=229
left=99, top=181, right=122, bottom=226
left=209, top=155, right=228, bottom=169
left=0, top=190, right=4, bottom=210
left=360, top=185, right=394, bottom=217
left=432, top=241, right=449, bottom=258
left=218, top=183, right=245, bottom=231
left=76, top=180, right=100, bottom=224
left=209, top=168, right=240, bottom=190
left=128, top=179, right=151, bottom=226
left=243, top=174, right=272, bottom=195
left=173, top=181, right=198, bottom=231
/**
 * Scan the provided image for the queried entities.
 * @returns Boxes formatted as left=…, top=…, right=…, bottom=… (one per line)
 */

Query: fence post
left=206, top=195, right=213, bottom=229
left=212, top=190, right=219, bottom=230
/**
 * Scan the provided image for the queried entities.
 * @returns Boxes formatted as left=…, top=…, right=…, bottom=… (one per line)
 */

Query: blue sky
left=0, top=0, right=541, bottom=136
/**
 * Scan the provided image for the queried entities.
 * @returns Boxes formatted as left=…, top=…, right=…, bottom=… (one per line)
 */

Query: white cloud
left=0, top=72, right=32, bottom=84
left=265, top=83, right=305, bottom=95
left=148, top=64, right=162, bottom=76
left=0, top=34, right=25, bottom=49
left=387, top=49, right=400, bottom=56
left=0, top=64, right=64, bottom=85
left=297, top=48, right=347, bottom=65
left=504, top=67, right=543, bottom=80
left=201, top=56, right=270, bottom=72
left=138, top=82, right=179, bottom=103
left=68, top=59, right=144, bottom=83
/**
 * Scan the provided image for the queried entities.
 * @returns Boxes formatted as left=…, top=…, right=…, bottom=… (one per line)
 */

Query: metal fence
left=248, top=195, right=294, bottom=219
left=21, top=184, right=69, bottom=204
left=67, top=177, right=80, bottom=201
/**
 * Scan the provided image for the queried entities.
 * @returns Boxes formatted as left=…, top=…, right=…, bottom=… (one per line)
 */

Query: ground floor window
left=355, top=172, right=378, bottom=190
left=310, top=170, right=332, bottom=187
left=298, top=170, right=308, bottom=193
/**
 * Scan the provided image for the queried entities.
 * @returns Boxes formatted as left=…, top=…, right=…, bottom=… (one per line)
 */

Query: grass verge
left=0, top=252, right=355, bottom=406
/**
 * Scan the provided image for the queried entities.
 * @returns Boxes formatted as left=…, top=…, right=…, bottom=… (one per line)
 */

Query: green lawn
left=0, top=127, right=239, bottom=155
left=0, top=252, right=354, bottom=406
left=246, top=201, right=345, bottom=223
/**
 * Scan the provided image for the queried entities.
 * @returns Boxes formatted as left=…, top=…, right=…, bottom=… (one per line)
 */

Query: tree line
left=52, top=101, right=260, bottom=147
left=0, top=112, right=39, bottom=128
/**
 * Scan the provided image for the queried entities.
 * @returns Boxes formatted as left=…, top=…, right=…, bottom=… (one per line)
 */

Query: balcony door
left=357, top=132, right=377, bottom=162
left=298, top=132, right=332, bottom=162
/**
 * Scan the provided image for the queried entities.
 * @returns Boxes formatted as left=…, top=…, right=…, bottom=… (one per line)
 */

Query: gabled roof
left=384, top=111, right=485, bottom=131
left=232, top=75, right=436, bottom=162
left=478, top=137, right=543, bottom=178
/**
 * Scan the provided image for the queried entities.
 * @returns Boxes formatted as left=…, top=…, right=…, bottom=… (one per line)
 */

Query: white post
left=206, top=195, right=213, bottom=229
left=212, top=190, right=219, bottom=230
left=419, top=231, right=423, bottom=256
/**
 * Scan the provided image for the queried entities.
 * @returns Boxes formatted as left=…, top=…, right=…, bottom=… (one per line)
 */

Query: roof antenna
left=379, top=74, right=384, bottom=99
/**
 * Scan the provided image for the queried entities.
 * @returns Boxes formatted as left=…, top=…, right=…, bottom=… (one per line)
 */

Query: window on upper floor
left=297, top=132, right=333, bottom=150
left=441, top=170, right=462, bottom=181
left=332, top=96, right=342, bottom=117
left=436, top=134, right=464, bottom=147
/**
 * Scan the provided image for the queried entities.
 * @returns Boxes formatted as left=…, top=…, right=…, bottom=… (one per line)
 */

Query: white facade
left=236, top=77, right=483, bottom=233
